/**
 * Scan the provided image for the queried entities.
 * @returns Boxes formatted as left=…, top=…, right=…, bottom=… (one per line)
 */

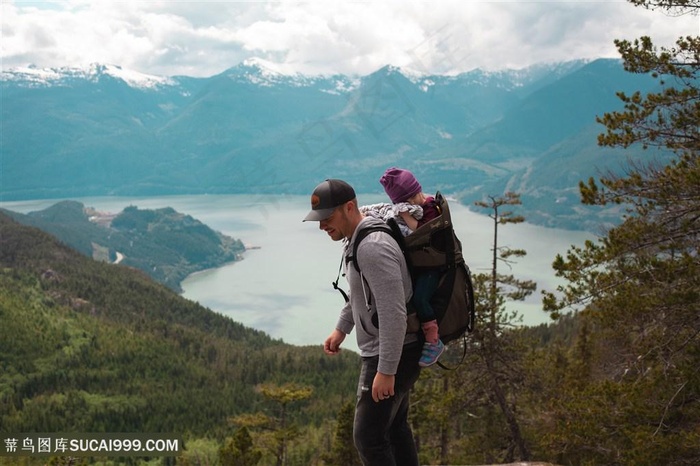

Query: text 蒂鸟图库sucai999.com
left=1, top=433, right=181, bottom=457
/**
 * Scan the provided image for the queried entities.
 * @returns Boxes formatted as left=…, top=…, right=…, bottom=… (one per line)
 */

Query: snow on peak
left=1, top=63, right=175, bottom=90
left=227, top=57, right=358, bottom=92
left=240, top=57, right=294, bottom=76
left=228, top=57, right=309, bottom=87
left=98, top=64, right=175, bottom=89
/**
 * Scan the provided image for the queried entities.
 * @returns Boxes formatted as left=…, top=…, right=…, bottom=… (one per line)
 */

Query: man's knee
left=353, top=418, right=380, bottom=452
left=354, top=408, right=390, bottom=462
left=353, top=430, right=389, bottom=465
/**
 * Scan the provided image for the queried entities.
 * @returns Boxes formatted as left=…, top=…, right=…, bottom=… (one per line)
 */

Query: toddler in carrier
left=380, top=167, right=445, bottom=367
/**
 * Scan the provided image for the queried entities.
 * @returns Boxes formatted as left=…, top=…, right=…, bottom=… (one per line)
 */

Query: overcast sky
left=2, top=1, right=697, bottom=77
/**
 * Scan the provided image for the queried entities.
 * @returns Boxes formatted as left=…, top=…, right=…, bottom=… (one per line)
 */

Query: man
left=303, top=178, right=422, bottom=466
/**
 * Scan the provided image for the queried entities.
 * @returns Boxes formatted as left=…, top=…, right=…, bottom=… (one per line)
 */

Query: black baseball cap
left=303, top=179, right=356, bottom=221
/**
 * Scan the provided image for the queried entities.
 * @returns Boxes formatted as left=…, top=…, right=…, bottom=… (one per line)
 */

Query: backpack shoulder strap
left=333, top=221, right=413, bottom=304
left=347, top=224, right=394, bottom=274
left=332, top=224, right=393, bottom=303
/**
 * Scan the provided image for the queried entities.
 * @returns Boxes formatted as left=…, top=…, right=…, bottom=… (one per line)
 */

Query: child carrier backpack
left=333, top=192, right=475, bottom=351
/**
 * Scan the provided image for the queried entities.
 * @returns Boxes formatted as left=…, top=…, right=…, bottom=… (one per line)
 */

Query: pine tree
left=472, top=193, right=536, bottom=462
left=230, top=383, right=313, bottom=466
left=219, top=427, right=263, bottom=466
left=321, top=401, right=362, bottom=466
left=408, top=193, right=537, bottom=464
left=542, top=1, right=700, bottom=463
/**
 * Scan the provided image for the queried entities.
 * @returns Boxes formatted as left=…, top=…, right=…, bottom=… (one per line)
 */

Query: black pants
left=353, top=342, right=422, bottom=466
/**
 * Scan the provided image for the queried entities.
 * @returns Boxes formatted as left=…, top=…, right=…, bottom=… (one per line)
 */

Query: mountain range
left=1, top=58, right=671, bottom=231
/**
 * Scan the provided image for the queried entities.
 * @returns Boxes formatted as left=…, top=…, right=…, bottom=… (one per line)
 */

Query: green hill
left=1, top=201, right=246, bottom=292
left=0, top=212, right=358, bottom=436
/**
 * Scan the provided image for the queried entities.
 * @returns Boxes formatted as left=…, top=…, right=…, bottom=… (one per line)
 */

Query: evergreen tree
left=321, top=401, right=362, bottom=466
left=472, top=193, right=536, bottom=462
left=219, top=427, right=263, bottom=466
left=413, top=192, right=537, bottom=464
left=542, top=1, right=700, bottom=463
left=231, top=383, right=313, bottom=466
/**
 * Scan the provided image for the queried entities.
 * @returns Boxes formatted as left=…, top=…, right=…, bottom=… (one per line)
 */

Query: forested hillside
left=1, top=201, right=246, bottom=291
left=0, top=212, right=358, bottom=439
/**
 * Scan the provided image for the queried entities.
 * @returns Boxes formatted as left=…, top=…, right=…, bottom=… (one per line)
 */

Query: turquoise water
left=1, top=194, right=594, bottom=352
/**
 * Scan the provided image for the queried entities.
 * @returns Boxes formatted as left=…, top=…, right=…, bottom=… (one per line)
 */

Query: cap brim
left=303, top=207, right=335, bottom=222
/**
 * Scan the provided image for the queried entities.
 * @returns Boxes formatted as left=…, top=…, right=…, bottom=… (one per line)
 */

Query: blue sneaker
left=419, top=339, right=445, bottom=367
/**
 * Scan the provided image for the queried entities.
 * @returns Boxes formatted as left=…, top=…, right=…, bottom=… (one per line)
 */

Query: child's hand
left=399, top=210, right=419, bottom=231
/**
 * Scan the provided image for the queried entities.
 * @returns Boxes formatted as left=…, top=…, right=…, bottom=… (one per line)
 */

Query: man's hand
left=324, top=329, right=346, bottom=355
left=372, top=372, right=395, bottom=402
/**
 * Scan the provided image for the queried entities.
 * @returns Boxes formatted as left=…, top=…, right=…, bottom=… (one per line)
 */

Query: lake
left=1, top=194, right=595, bottom=353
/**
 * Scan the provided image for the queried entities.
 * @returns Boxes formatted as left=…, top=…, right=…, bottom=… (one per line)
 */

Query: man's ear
left=343, top=199, right=354, bottom=212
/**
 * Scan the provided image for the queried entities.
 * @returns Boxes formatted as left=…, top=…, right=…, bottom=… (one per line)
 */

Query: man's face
left=319, top=205, right=348, bottom=241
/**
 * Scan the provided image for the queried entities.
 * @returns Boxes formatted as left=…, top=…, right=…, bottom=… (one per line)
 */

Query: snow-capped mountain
left=217, top=58, right=361, bottom=97
left=1, top=58, right=666, bottom=230
left=1, top=63, right=179, bottom=90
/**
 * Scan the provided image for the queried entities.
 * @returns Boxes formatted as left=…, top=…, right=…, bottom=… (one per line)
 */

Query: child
left=380, top=167, right=445, bottom=367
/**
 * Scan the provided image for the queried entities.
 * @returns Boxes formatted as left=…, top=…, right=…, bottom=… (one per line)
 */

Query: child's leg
left=411, top=270, right=441, bottom=343
left=412, top=270, right=441, bottom=321
left=421, top=320, right=439, bottom=345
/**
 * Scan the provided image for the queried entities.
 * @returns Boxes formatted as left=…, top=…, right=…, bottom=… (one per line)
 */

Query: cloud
left=1, top=0, right=697, bottom=77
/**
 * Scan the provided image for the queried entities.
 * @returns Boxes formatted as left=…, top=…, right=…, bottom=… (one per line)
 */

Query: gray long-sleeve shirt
left=335, top=216, right=417, bottom=375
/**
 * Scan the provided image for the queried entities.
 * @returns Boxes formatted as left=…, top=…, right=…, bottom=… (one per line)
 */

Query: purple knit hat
left=380, top=167, right=422, bottom=203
